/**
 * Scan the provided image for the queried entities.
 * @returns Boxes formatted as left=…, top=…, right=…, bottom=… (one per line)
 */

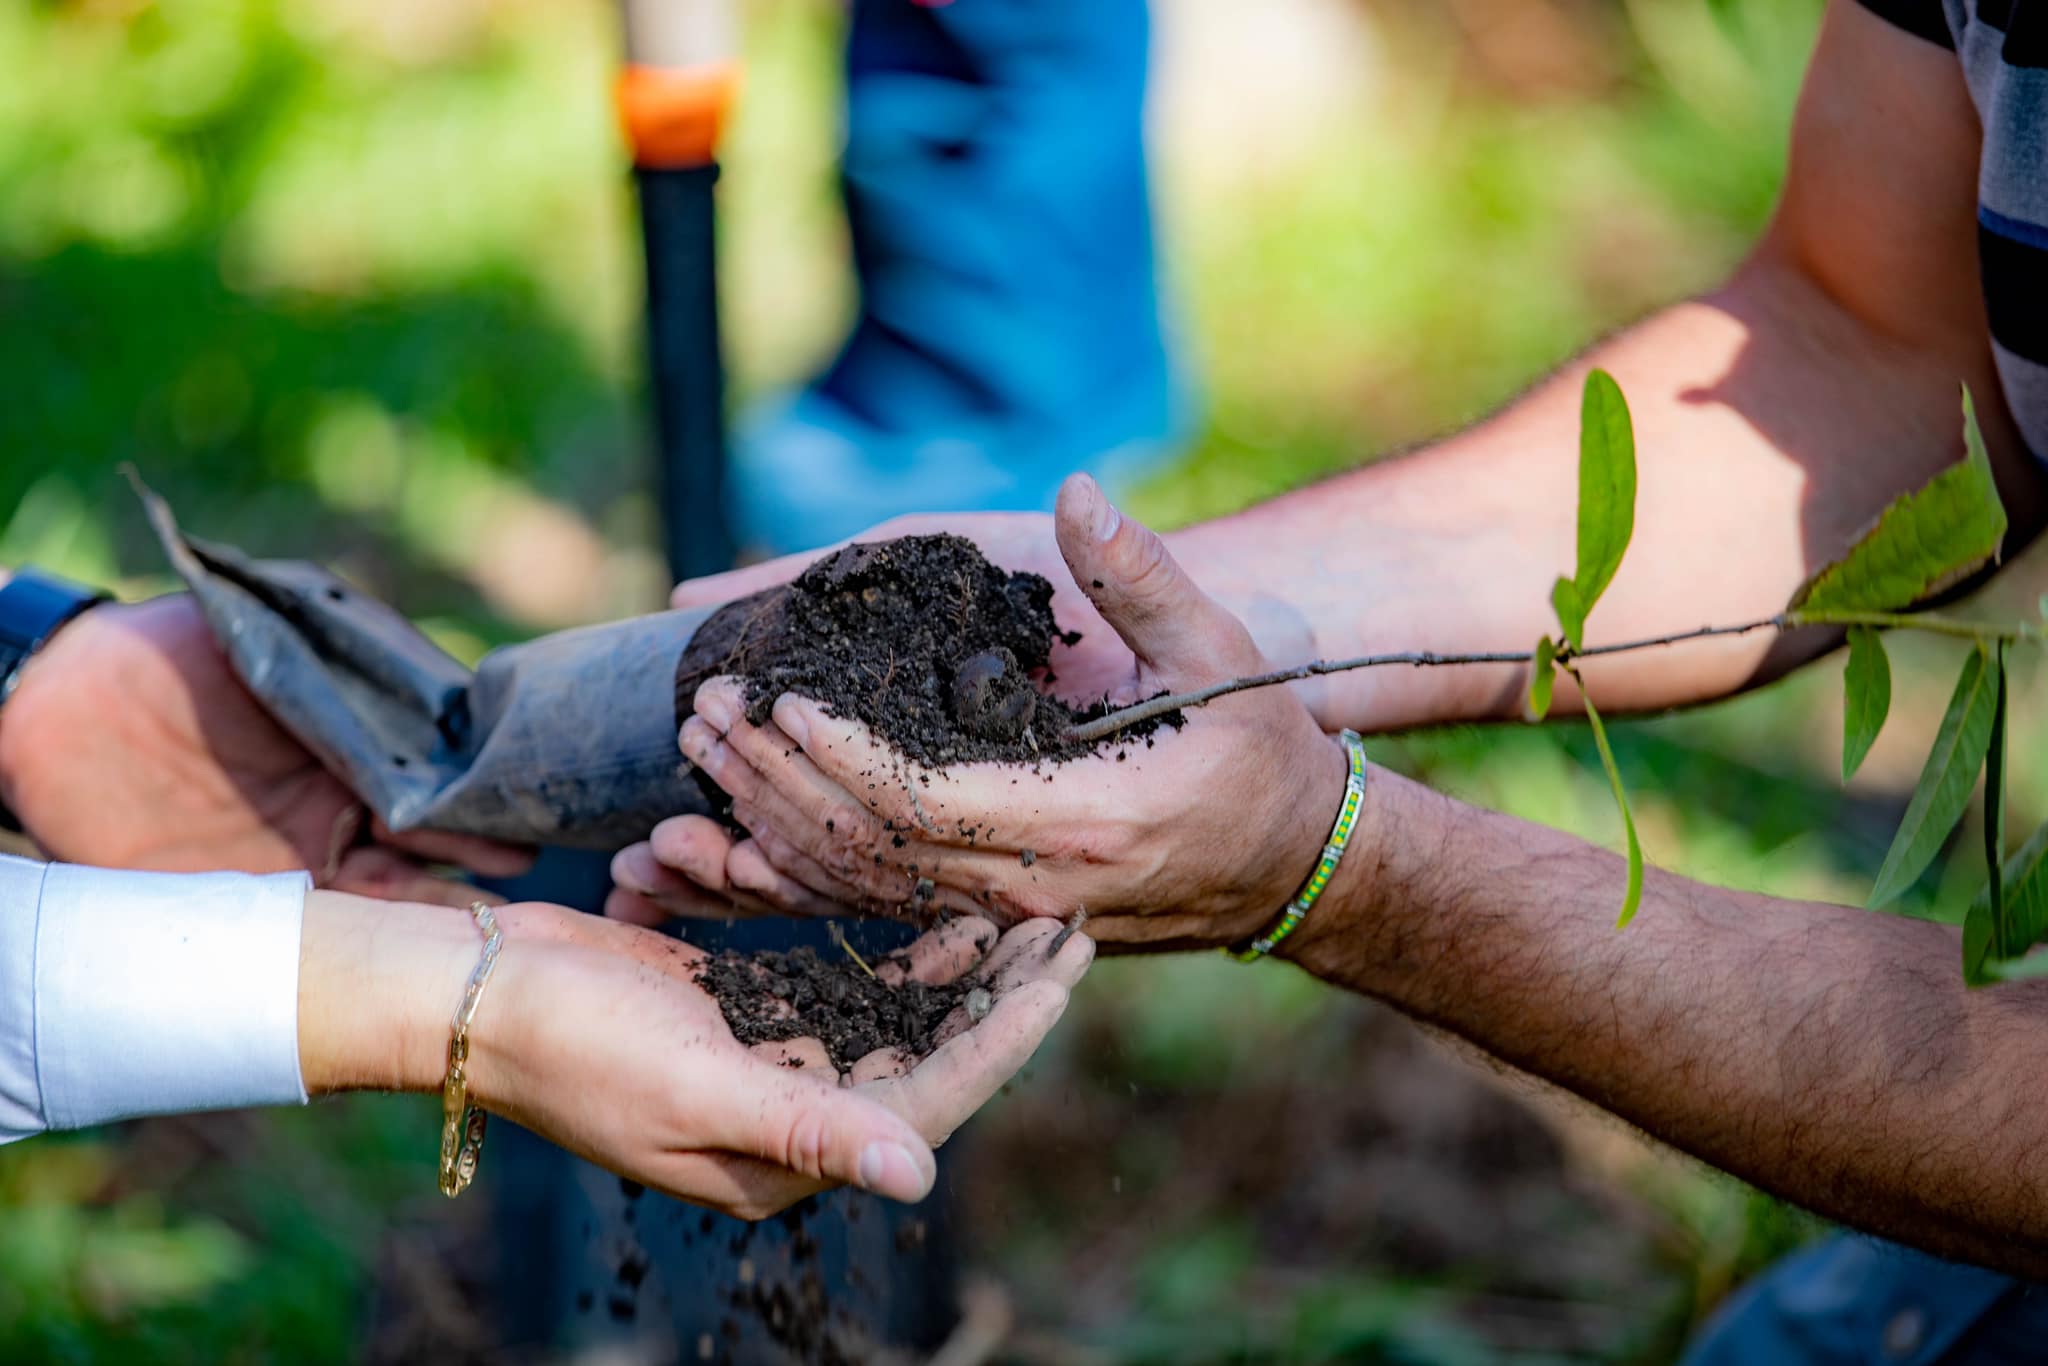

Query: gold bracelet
left=439, top=901, right=503, bottom=1198
left=1228, top=730, right=1369, bottom=962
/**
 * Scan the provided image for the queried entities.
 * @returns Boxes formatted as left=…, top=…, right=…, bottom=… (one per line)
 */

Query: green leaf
left=1987, top=952, right=2048, bottom=982
left=1964, top=897, right=1996, bottom=986
left=1551, top=578, right=1587, bottom=653
left=1787, top=388, right=2006, bottom=616
left=1985, top=640, right=2009, bottom=954
left=1556, top=370, right=1636, bottom=650
left=1963, top=382, right=1992, bottom=472
left=1867, top=646, right=1999, bottom=909
left=1840, top=627, right=1891, bottom=782
left=1965, top=815, right=2048, bottom=984
left=1579, top=687, right=1644, bottom=927
left=1529, top=637, right=1558, bottom=720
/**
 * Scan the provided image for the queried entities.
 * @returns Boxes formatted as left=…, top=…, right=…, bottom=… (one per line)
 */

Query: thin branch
left=1063, top=604, right=2048, bottom=747
left=1063, top=617, right=1789, bottom=745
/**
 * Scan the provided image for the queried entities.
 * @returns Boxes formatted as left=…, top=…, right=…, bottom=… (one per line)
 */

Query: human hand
left=0, top=594, right=529, bottom=904
left=620, top=475, right=1350, bottom=951
left=299, top=893, right=1093, bottom=1218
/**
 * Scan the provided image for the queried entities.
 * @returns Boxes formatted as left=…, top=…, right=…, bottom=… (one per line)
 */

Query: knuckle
left=1114, top=531, right=1179, bottom=611
left=778, top=1107, right=833, bottom=1180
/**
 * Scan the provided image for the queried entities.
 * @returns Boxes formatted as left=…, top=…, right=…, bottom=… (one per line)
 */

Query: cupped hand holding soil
left=632, top=475, right=1348, bottom=950
left=486, top=904, right=1091, bottom=1219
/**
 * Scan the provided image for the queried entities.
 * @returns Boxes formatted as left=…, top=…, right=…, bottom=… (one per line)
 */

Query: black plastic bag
left=141, top=487, right=721, bottom=849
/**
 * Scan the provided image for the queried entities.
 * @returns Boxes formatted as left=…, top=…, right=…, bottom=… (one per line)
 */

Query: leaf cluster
left=1529, top=377, right=2039, bottom=980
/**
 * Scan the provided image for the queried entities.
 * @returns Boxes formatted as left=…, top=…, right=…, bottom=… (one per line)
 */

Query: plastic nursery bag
left=140, top=486, right=725, bottom=849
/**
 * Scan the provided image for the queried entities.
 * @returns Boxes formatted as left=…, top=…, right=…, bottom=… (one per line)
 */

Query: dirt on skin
left=675, top=533, right=1180, bottom=769
left=694, top=945, right=974, bottom=1073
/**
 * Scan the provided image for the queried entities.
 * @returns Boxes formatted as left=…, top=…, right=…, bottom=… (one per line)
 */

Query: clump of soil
left=675, top=533, right=1179, bottom=768
left=696, top=945, right=973, bottom=1072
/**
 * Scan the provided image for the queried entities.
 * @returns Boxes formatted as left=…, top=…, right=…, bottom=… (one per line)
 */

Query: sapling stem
left=1062, top=609, right=2044, bottom=747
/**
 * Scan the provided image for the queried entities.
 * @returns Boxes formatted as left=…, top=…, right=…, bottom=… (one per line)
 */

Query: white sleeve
left=0, top=852, right=311, bottom=1142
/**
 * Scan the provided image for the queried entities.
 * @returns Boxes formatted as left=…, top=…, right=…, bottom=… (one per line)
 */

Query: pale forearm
left=1168, top=258, right=2039, bottom=732
left=1286, top=769, right=2048, bottom=1274
left=297, top=890, right=475, bottom=1097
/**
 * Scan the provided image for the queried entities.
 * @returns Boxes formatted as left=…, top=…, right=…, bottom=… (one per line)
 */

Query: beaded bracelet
left=1228, top=730, right=1369, bottom=962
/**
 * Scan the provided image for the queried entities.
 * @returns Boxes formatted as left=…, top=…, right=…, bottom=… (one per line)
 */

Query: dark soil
left=695, top=945, right=972, bottom=1072
left=676, top=533, right=1179, bottom=768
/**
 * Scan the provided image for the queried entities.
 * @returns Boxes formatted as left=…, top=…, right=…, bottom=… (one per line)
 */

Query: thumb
left=725, top=1069, right=938, bottom=1204
left=1055, top=473, right=1263, bottom=680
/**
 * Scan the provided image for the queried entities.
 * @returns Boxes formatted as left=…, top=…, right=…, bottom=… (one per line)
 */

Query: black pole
left=637, top=162, right=736, bottom=581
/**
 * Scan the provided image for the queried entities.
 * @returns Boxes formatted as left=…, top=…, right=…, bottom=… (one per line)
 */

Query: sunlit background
left=5, top=0, right=2042, bottom=1359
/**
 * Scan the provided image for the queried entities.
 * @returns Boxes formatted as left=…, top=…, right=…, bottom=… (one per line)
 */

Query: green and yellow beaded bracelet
left=1229, top=729, right=1369, bottom=962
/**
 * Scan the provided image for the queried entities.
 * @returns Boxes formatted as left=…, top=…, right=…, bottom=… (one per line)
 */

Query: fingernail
left=611, top=847, right=654, bottom=895
left=772, top=695, right=809, bottom=748
left=1089, top=481, right=1123, bottom=543
left=678, top=719, right=714, bottom=766
left=697, top=688, right=737, bottom=732
left=858, top=1141, right=932, bottom=1202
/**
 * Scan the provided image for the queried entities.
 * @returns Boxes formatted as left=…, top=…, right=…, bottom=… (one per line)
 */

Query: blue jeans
left=731, top=0, right=1186, bottom=554
left=1684, top=1236, right=2048, bottom=1364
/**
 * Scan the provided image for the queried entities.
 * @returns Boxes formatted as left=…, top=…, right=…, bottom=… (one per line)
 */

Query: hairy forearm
left=1286, top=768, right=2048, bottom=1274
left=1167, top=259, right=2037, bottom=733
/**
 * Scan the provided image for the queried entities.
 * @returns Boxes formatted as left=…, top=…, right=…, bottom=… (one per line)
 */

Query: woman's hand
left=619, top=476, right=1349, bottom=952
left=0, top=595, right=529, bottom=904
left=298, top=892, right=1091, bottom=1219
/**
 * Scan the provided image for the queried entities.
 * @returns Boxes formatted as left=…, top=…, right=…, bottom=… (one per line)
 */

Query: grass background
left=4, top=0, right=2040, bottom=1359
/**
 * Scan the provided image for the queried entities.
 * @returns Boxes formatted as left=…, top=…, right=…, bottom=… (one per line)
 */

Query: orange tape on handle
left=616, top=62, right=741, bottom=169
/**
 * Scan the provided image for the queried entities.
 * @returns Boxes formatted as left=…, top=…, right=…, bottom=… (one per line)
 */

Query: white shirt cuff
left=3, top=855, right=311, bottom=1136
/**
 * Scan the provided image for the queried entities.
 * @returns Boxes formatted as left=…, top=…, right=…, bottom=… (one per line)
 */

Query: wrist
left=1273, top=761, right=1428, bottom=983
left=297, top=890, right=478, bottom=1096
left=1216, top=730, right=1358, bottom=954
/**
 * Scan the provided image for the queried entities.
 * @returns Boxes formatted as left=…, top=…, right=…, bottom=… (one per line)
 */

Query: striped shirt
left=1859, top=0, right=2048, bottom=455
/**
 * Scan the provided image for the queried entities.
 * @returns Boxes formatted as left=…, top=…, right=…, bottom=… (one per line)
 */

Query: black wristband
left=0, top=568, right=113, bottom=833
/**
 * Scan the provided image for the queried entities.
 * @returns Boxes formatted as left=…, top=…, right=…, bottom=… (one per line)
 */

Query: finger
left=1053, top=472, right=1267, bottom=683
left=610, top=839, right=772, bottom=919
left=725, top=835, right=856, bottom=918
left=692, top=700, right=1040, bottom=914
left=766, top=691, right=1131, bottom=870
left=702, top=1057, right=937, bottom=1203
left=875, top=916, right=998, bottom=987
left=977, top=918, right=1097, bottom=995
left=930, top=922, right=1093, bottom=1049
left=627, top=822, right=784, bottom=919
left=602, top=887, right=673, bottom=927
left=684, top=711, right=923, bottom=907
left=688, top=684, right=884, bottom=845
left=328, top=847, right=504, bottom=908
left=857, top=979, right=1071, bottom=1145
left=370, top=817, right=536, bottom=878
left=847, top=1047, right=912, bottom=1085
left=728, top=797, right=986, bottom=922
left=637, top=1148, right=822, bottom=1221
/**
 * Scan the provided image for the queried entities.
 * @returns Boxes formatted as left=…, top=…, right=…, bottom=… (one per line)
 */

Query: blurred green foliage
left=6, top=0, right=2035, bottom=1359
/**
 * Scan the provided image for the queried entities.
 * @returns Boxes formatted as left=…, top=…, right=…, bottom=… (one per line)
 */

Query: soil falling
left=675, top=533, right=1179, bottom=768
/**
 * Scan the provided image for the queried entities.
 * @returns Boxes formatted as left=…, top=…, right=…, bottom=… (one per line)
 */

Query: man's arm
left=676, top=2, right=2034, bottom=735
left=1286, top=766, right=2048, bottom=1277
left=1170, top=0, right=2038, bottom=730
